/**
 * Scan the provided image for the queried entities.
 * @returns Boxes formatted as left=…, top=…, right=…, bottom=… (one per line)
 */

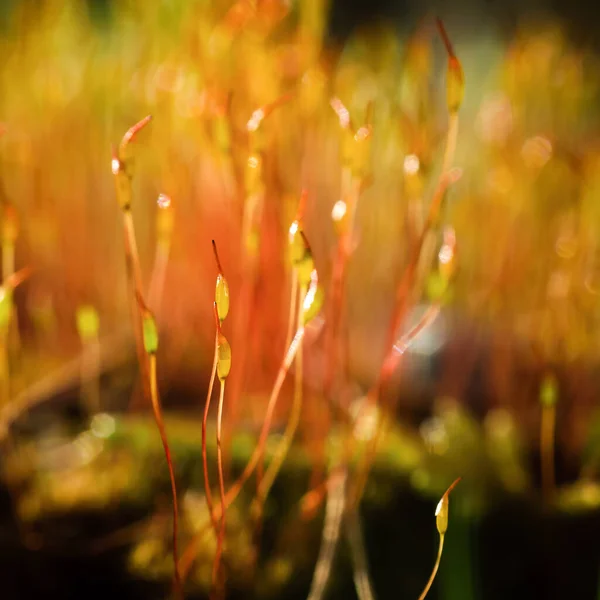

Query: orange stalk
left=212, top=378, right=227, bottom=592
left=148, top=351, right=182, bottom=599
left=180, top=310, right=309, bottom=582
left=202, top=333, right=219, bottom=536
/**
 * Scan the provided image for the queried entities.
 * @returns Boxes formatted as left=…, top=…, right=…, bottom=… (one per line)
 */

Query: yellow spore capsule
left=216, top=334, right=232, bottom=381
left=350, top=126, right=372, bottom=177
left=288, top=221, right=305, bottom=264
left=113, top=115, right=152, bottom=212
left=215, top=274, right=230, bottom=322
left=446, top=57, right=465, bottom=113
left=113, top=164, right=132, bottom=211
left=0, top=287, right=13, bottom=332
left=302, top=280, right=324, bottom=325
left=435, top=478, right=461, bottom=535
left=296, top=252, right=314, bottom=287
left=142, top=313, right=159, bottom=355
left=435, top=495, right=449, bottom=535
left=76, top=304, right=100, bottom=342
left=289, top=225, right=314, bottom=285
left=540, top=373, right=558, bottom=407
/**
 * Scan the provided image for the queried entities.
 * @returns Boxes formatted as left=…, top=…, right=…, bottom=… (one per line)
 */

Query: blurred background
left=0, top=0, right=599, bottom=599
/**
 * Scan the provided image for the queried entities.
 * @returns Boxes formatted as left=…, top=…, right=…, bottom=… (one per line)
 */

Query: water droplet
left=157, top=193, right=171, bottom=209
left=403, top=154, right=420, bottom=175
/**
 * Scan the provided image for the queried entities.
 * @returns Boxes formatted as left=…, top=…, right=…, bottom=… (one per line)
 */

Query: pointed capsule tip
left=446, top=477, right=462, bottom=496
left=436, top=17, right=456, bottom=59
left=211, top=240, right=224, bottom=274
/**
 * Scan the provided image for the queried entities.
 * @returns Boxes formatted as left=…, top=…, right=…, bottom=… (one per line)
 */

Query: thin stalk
left=346, top=509, right=376, bottom=600
left=148, top=353, right=182, bottom=599
left=179, top=326, right=306, bottom=582
left=206, top=242, right=228, bottom=542
left=0, top=267, right=32, bottom=407
left=541, top=403, right=556, bottom=500
left=417, top=477, right=460, bottom=599
left=325, top=175, right=361, bottom=401
left=123, top=210, right=145, bottom=305
left=203, top=332, right=219, bottom=536
left=284, top=271, right=298, bottom=352
left=324, top=97, right=362, bottom=402
left=252, top=282, right=307, bottom=518
left=442, top=114, right=459, bottom=179
left=148, top=237, right=171, bottom=319
left=0, top=340, right=8, bottom=407
left=306, top=470, right=348, bottom=600
left=347, top=168, right=460, bottom=508
left=2, top=242, right=14, bottom=288
left=417, top=534, right=445, bottom=600
left=351, top=305, right=440, bottom=506
left=113, top=116, right=152, bottom=405
left=81, top=333, right=101, bottom=414
left=364, top=17, right=461, bottom=422
left=212, top=380, right=227, bottom=591
left=299, top=302, right=441, bottom=517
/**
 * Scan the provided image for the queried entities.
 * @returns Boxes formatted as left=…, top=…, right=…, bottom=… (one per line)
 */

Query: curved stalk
left=112, top=116, right=153, bottom=405
left=212, top=380, right=227, bottom=590
left=284, top=271, right=299, bottom=352
left=417, top=534, right=445, bottom=600
left=306, top=470, right=348, bottom=600
left=203, top=333, right=219, bottom=536
left=252, top=282, right=307, bottom=519
left=351, top=303, right=442, bottom=507
left=179, top=326, right=306, bottom=581
left=148, top=352, right=182, bottom=599
left=180, top=255, right=321, bottom=583
left=348, top=27, right=462, bottom=503
left=346, top=509, right=376, bottom=600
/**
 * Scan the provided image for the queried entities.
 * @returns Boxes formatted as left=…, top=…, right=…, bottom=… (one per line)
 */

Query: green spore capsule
left=215, top=274, right=230, bottom=322
left=0, top=287, right=13, bottom=331
left=540, top=374, right=558, bottom=408
left=76, top=305, right=100, bottom=342
left=216, top=334, right=231, bottom=381
left=143, top=314, right=159, bottom=354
